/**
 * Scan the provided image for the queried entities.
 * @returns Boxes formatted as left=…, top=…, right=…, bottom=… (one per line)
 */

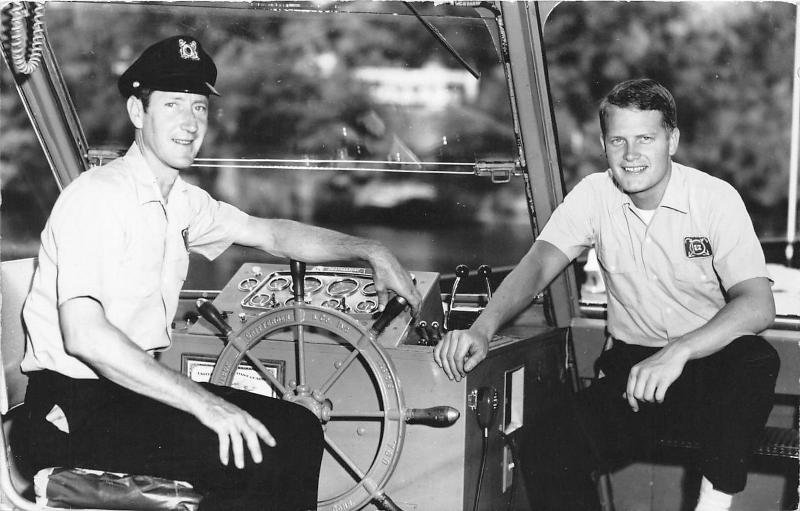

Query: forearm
left=243, top=217, right=382, bottom=264
left=89, top=337, right=209, bottom=414
left=471, top=240, right=570, bottom=338
left=434, top=240, right=571, bottom=380
left=238, top=217, right=422, bottom=313
left=60, top=301, right=214, bottom=416
left=470, top=268, right=540, bottom=339
left=61, top=297, right=277, bottom=467
left=669, top=277, right=775, bottom=361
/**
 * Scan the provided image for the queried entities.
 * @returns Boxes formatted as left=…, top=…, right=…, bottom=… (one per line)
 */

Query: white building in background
left=354, top=61, right=479, bottom=110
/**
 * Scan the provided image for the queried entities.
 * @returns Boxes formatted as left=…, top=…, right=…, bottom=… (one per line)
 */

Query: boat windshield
left=1, top=1, right=531, bottom=289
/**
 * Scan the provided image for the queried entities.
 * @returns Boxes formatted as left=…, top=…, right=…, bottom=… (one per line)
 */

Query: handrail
left=786, top=3, right=800, bottom=265
left=579, top=301, right=800, bottom=332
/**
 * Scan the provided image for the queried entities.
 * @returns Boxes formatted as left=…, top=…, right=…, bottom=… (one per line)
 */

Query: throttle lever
left=196, top=298, right=233, bottom=337
left=371, top=295, right=409, bottom=335
left=430, top=321, right=442, bottom=342
left=477, top=264, right=493, bottom=301
left=290, top=259, right=307, bottom=302
left=445, top=264, right=470, bottom=330
left=417, top=321, right=431, bottom=346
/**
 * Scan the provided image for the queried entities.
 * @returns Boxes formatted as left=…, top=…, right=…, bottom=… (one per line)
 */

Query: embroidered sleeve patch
left=684, top=237, right=712, bottom=258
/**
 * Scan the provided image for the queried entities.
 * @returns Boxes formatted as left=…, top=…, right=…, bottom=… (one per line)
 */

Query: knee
left=722, top=336, right=779, bottom=379
left=282, top=403, right=324, bottom=452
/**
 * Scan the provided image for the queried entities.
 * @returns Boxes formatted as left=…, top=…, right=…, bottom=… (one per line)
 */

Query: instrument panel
left=239, top=266, right=382, bottom=317
left=190, top=263, right=445, bottom=348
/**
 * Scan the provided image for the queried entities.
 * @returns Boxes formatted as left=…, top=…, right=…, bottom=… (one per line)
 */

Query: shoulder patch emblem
left=684, top=237, right=712, bottom=258
left=178, top=39, right=200, bottom=61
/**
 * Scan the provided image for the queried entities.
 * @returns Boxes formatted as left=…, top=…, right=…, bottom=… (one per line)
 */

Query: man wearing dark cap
left=21, top=35, right=423, bottom=511
left=118, top=35, right=221, bottom=98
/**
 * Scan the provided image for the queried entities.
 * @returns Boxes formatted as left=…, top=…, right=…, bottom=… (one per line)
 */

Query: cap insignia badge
left=178, top=39, right=200, bottom=61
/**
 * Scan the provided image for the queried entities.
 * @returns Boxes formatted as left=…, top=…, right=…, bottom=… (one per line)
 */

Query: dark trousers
left=523, top=335, right=779, bottom=511
left=23, top=370, right=324, bottom=511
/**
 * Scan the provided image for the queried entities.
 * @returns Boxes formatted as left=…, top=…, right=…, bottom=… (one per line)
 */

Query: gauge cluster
left=239, top=266, right=382, bottom=317
left=195, top=263, right=445, bottom=348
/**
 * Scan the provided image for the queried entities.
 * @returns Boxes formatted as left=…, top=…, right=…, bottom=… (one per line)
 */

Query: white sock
left=694, top=476, right=733, bottom=511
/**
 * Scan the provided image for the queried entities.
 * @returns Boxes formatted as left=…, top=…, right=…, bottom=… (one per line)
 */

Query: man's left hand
left=625, top=343, right=690, bottom=412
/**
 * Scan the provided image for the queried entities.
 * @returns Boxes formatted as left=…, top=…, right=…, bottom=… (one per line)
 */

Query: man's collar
left=658, top=162, right=689, bottom=213
left=612, top=160, right=689, bottom=213
left=124, top=142, right=188, bottom=204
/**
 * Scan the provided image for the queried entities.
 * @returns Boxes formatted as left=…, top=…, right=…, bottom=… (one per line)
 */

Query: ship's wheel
left=197, top=260, right=458, bottom=511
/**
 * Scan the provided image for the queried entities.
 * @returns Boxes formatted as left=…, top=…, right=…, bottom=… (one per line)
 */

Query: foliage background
left=545, top=1, right=796, bottom=238
left=1, top=1, right=797, bottom=271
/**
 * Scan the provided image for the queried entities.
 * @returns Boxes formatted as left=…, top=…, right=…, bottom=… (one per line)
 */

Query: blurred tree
left=3, top=0, right=795, bottom=248
left=544, top=1, right=795, bottom=237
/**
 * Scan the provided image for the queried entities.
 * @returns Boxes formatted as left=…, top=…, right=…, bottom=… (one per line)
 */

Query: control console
left=189, top=263, right=444, bottom=348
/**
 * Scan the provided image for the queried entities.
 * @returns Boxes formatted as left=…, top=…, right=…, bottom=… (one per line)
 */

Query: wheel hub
left=285, top=384, right=334, bottom=423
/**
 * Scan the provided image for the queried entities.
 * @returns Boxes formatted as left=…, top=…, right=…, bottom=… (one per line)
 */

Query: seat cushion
left=34, top=467, right=201, bottom=510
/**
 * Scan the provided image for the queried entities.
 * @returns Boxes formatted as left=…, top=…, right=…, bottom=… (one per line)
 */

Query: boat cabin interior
left=0, top=1, right=798, bottom=510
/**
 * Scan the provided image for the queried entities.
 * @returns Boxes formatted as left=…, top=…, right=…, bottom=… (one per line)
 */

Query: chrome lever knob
left=445, top=265, right=470, bottom=331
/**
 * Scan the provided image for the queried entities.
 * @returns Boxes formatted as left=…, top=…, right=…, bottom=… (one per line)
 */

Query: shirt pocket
left=596, top=247, right=637, bottom=306
left=597, top=247, right=634, bottom=274
left=673, top=259, right=720, bottom=295
left=117, top=250, right=161, bottom=299
left=674, top=259, right=714, bottom=282
left=170, top=251, right=190, bottom=286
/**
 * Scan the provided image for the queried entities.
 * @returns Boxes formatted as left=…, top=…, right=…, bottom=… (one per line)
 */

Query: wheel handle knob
left=196, top=298, right=233, bottom=337
left=374, top=492, right=404, bottom=511
left=371, top=296, right=409, bottom=335
left=405, top=406, right=460, bottom=427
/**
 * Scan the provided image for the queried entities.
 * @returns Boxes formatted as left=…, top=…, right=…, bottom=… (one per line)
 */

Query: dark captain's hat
left=118, top=35, right=220, bottom=98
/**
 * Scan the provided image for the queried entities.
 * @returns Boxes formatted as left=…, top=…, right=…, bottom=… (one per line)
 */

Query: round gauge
left=355, top=299, right=378, bottom=313
left=326, top=278, right=359, bottom=297
left=298, top=276, right=323, bottom=295
left=266, top=275, right=291, bottom=292
left=238, top=277, right=259, bottom=292
left=361, top=282, right=377, bottom=296
left=250, top=294, right=271, bottom=307
left=321, top=299, right=341, bottom=309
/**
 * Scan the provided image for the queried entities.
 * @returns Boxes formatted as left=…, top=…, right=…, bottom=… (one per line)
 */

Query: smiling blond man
left=435, top=79, right=778, bottom=511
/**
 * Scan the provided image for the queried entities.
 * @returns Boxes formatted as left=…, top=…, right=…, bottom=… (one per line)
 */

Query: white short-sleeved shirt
left=21, top=142, right=249, bottom=378
left=537, top=161, right=768, bottom=347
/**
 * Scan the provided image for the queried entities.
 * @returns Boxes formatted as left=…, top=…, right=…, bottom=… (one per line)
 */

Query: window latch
left=473, top=160, right=523, bottom=183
